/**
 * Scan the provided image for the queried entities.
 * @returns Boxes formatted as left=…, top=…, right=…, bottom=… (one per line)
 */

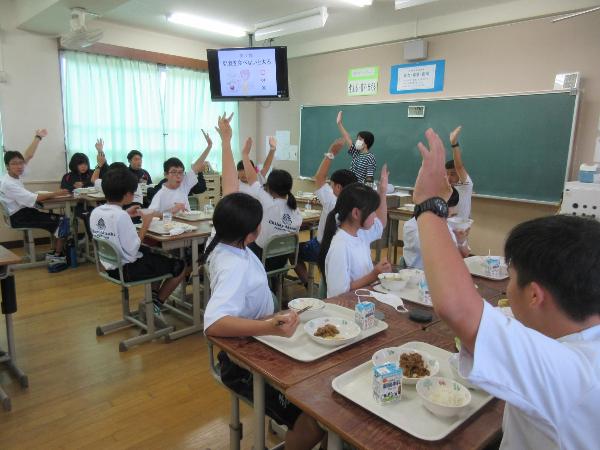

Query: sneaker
left=45, top=251, right=60, bottom=261
left=47, top=257, right=68, bottom=273
left=153, top=299, right=166, bottom=321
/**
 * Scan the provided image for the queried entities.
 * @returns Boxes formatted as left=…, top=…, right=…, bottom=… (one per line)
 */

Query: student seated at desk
left=403, top=187, right=470, bottom=269
left=126, top=149, right=152, bottom=184
left=319, top=167, right=391, bottom=298
left=295, top=138, right=358, bottom=286
left=146, top=166, right=207, bottom=204
left=237, top=135, right=277, bottom=189
left=336, top=111, right=376, bottom=184
left=203, top=113, right=325, bottom=450
left=90, top=166, right=186, bottom=316
left=148, top=129, right=213, bottom=214
left=446, top=125, right=473, bottom=219
left=413, top=128, right=600, bottom=450
left=0, top=129, right=69, bottom=268
left=240, top=138, right=302, bottom=272
left=61, top=152, right=94, bottom=237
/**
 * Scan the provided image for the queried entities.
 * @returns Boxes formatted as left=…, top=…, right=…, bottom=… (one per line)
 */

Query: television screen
left=206, top=46, right=289, bottom=101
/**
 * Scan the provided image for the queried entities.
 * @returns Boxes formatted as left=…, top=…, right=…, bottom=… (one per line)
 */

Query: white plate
left=464, top=256, right=509, bottom=280
left=331, top=341, right=494, bottom=441
left=175, top=211, right=212, bottom=221
left=138, top=220, right=197, bottom=235
left=305, top=317, right=361, bottom=347
left=255, top=304, right=388, bottom=362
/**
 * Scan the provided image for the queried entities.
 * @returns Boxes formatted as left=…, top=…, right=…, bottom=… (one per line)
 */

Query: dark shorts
left=298, top=237, right=320, bottom=263
left=218, top=351, right=302, bottom=429
left=248, top=242, right=288, bottom=273
left=107, top=246, right=184, bottom=282
left=10, top=207, right=60, bottom=234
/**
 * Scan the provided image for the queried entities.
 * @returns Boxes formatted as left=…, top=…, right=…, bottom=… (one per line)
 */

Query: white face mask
left=355, top=139, right=365, bottom=150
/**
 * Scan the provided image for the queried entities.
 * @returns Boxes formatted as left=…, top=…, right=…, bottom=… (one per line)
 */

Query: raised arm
left=191, top=129, right=213, bottom=174
left=314, top=138, right=344, bottom=189
left=375, top=164, right=389, bottom=227
left=214, top=113, right=238, bottom=196
left=450, top=126, right=469, bottom=183
left=260, top=136, right=276, bottom=177
left=23, top=129, right=48, bottom=163
left=91, top=138, right=106, bottom=183
left=336, top=111, right=353, bottom=148
left=241, top=137, right=258, bottom=186
left=414, top=129, right=483, bottom=354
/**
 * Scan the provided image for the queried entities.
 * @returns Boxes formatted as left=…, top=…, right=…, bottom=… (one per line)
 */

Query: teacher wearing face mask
left=336, top=111, right=377, bottom=184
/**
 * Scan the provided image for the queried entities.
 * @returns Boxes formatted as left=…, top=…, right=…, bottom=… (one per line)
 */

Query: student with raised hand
left=295, top=138, right=358, bottom=285
left=91, top=138, right=108, bottom=187
left=203, top=113, right=324, bottom=449
left=241, top=137, right=302, bottom=271
left=61, top=153, right=94, bottom=191
left=336, top=110, right=376, bottom=183
left=413, top=128, right=600, bottom=450
left=0, top=129, right=69, bottom=268
left=445, top=125, right=473, bottom=219
left=148, top=129, right=213, bottom=214
left=318, top=165, right=391, bottom=298
left=237, top=135, right=277, bottom=189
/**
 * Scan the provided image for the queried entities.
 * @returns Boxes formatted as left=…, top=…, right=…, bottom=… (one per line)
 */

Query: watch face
left=415, top=197, right=449, bottom=219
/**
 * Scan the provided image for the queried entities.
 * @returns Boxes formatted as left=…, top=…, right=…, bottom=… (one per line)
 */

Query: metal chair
left=261, top=233, right=300, bottom=310
left=93, top=238, right=174, bottom=352
left=0, top=202, right=50, bottom=269
left=188, top=195, right=199, bottom=211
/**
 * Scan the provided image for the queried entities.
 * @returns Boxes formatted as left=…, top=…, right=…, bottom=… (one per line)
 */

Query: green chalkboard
left=299, top=91, right=578, bottom=203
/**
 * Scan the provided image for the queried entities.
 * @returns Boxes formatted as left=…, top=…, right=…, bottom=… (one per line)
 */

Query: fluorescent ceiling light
left=341, top=0, right=373, bottom=6
left=254, top=7, right=328, bottom=40
left=395, top=0, right=439, bottom=10
left=167, top=12, right=246, bottom=38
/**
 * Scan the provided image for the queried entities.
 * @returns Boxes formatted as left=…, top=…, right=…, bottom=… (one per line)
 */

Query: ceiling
left=14, top=0, right=600, bottom=57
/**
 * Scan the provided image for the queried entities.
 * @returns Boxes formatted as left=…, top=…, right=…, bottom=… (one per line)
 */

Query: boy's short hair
left=236, top=160, right=256, bottom=171
left=448, top=187, right=460, bottom=207
left=504, top=215, right=600, bottom=321
left=127, top=150, right=142, bottom=161
left=102, top=167, right=138, bottom=202
left=4, top=151, right=24, bottom=166
left=445, top=160, right=456, bottom=170
left=164, top=157, right=184, bottom=173
left=330, top=169, right=358, bottom=188
left=357, top=131, right=375, bottom=149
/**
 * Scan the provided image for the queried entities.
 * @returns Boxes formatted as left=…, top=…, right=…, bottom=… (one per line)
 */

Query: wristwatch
left=414, top=197, right=449, bottom=220
left=324, top=152, right=335, bottom=160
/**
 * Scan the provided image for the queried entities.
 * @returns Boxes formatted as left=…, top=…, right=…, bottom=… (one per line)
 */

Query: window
left=60, top=50, right=238, bottom=177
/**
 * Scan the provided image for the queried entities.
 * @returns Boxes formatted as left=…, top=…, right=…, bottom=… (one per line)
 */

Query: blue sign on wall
left=390, top=60, right=445, bottom=94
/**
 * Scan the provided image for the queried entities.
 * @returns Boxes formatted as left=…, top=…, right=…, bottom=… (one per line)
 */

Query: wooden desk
left=0, top=246, right=27, bottom=411
left=286, top=329, right=504, bottom=450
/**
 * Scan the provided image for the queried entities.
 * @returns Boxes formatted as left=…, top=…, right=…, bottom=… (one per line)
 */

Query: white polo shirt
left=0, top=172, right=37, bottom=215
left=454, top=175, right=473, bottom=219
left=204, top=242, right=274, bottom=332
left=314, top=184, right=337, bottom=243
left=90, top=203, right=142, bottom=270
left=459, top=302, right=600, bottom=450
left=325, top=218, right=383, bottom=297
left=148, top=171, right=197, bottom=213
left=403, top=217, right=457, bottom=270
left=246, top=181, right=302, bottom=249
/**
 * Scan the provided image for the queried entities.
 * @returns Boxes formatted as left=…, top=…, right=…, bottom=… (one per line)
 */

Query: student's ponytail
left=317, top=183, right=380, bottom=284
left=199, top=234, right=221, bottom=265
left=286, top=191, right=297, bottom=210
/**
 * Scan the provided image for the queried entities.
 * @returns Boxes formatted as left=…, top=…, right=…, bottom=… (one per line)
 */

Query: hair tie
left=335, top=213, right=341, bottom=226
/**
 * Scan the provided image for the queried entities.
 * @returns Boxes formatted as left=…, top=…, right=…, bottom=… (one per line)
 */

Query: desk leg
left=5, top=313, right=28, bottom=387
left=327, top=431, right=343, bottom=450
left=253, top=372, right=265, bottom=450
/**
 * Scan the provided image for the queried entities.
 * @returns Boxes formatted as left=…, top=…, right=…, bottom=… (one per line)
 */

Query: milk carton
left=484, top=256, right=501, bottom=277
left=373, top=363, right=403, bottom=403
left=579, top=163, right=600, bottom=183
left=418, top=275, right=432, bottom=305
left=355, top=301, right=376, bottom=330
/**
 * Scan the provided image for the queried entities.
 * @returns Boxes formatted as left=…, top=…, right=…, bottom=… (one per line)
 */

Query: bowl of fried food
left=304, top=317, right=361, bottom=347
left=397, top=346, right=440, bottom=384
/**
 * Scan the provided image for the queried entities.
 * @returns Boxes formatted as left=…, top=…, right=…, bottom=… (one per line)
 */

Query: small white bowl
left=378, top=273, right=408, bottom=291
left=396, top=268, right=422, bottom=287
left=304, top=317, right=361, bottom=347
left=372, top=347, right=402, bottom=367
left=288, top=297, right=326, bottom=321
left=416, top=376, right=472, bottom=417
left=448, top=217, right=474, bottom=231
left=448, top=353, right=477, bottom=390
left=397, top=347, right=440, bottom=384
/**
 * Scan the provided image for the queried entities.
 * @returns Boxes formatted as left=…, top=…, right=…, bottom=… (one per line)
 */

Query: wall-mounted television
left=206, top=46, right=289, bottom=101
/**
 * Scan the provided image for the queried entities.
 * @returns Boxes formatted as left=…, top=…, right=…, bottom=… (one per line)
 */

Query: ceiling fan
left=59, top=8, right=103, bottom=50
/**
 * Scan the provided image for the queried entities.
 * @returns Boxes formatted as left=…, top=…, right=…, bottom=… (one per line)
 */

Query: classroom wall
left=258, top=14, right=600, bottom=255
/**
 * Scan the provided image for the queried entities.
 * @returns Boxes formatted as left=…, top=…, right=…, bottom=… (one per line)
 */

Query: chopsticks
left=275, top=305, right=313, bottom=326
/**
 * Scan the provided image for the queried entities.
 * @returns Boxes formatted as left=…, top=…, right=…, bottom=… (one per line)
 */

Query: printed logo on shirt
left=268, top=218, right=296, bottom=233
left=97, top=218, right=106, bottom=230
left=282, top=213, right=292, bottom=226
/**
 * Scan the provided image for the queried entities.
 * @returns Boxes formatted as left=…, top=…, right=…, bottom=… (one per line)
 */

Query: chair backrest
left=261, top=232, right=300, bottom=267
left=93, top=237, right=125, bottom=284
left=188, top=196, right=199, bottom=211
left=0, top=201, right=12, bottom=228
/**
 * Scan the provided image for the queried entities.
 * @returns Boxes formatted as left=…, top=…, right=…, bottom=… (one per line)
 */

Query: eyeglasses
left=168, top=170, right=185, bottom=176
left=9, top=161, right=25, bottom=167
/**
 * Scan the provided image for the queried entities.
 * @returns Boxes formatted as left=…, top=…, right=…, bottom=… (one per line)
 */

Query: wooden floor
left=0, top=248, right=285, bottom=449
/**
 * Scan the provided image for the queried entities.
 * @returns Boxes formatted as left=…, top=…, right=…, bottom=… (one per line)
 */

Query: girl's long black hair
left=317, top=182, right=380, bottom=282
left=199, top=192, right=263, bottom=265
left=266, top=169, right=297, bottom=210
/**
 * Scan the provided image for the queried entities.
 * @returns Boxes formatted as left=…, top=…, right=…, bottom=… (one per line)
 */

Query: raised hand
left=36, top=129, right=48, bottom=138
left=95, top=138, right=104, bottom=152
left=330, top=138, right=345, bottom=156
left=214, top=112, right=234, bottom=141
left=450, top=126, right=462, bottom=146
left=413, top=129, right=453, bottom=205
left=268, top=136, right=276, bottom=150
left=242, top=137, right=253, bottom=156
left=336, top=111, right=343, bottom=125
left=378, top=163, right=389, bottom=194
left=201, top=129, right=212, bottom=149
